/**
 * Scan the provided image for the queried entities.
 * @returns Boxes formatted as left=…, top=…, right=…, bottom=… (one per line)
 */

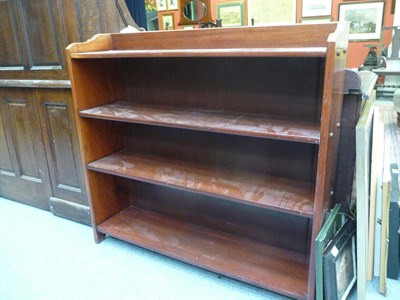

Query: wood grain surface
left=71, top=47, right=327, bottom=59
left=66, top=23, right=349, bottom=299
left=88, top=149, right=315, bottom=217
left=80, top=102, right=321, bottom=144
left=98, top=207, right=309, bottom=299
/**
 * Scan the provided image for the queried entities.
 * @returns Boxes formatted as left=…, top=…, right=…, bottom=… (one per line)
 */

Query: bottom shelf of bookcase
left=97, top=206, right=309, bottom=299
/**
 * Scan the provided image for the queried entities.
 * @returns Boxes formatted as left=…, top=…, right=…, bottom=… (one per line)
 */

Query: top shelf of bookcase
left=70, top=47, right=327, bottom=59
left=67, top=23, right=346, bottom=61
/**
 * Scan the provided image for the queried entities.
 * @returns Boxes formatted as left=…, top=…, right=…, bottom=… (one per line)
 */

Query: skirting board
left=50, top=197, right=91, bottom=225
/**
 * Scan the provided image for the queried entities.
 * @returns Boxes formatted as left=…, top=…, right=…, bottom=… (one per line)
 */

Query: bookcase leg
left=94, top=230, right=106, bottom=244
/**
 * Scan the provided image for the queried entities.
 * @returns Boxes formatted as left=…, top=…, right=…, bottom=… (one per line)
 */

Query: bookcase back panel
left=131, top=182, right=311, bottom=254
left=128, top=124, right=318, bottom=182
left=124, top=57, right=324, bottom=121
left=110, top=24, right=337, bottom=50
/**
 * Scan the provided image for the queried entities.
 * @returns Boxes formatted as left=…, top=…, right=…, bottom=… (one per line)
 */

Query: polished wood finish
left=36, top=88, right=87, bottom=205
left=0, top=0, right=137, bottom=79
left=0, top=88, right=52, bottom=209
left=71, top=47, right=327, bottom=58
left=0, top=0, right=137, bottom=223
left=110, top=24, right=338, bottom=50
left=80, top=102, right=321, bottom=144
left=134, top=182, right=311, bottom=253
left=67, top=23, right=349, bottom=299
left=98, top=207, right=309, bottom=299
left=129, top=125, right=316, bottom=182
left=306, top=23, right=349, bottom=298
left=88, top=149, right=315, bottom=217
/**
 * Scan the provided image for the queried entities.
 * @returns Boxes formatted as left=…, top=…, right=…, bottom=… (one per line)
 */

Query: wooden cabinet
left=0, top=0, right=138, bottom=224
left=67, top=23, right=348, bottom=299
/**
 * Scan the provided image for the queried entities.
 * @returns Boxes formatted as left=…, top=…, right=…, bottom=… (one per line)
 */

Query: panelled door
left=0, top=0, right=138, bottom=223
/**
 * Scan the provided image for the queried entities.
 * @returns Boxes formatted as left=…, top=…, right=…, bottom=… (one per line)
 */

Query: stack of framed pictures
left=315, top=204, right=343, bottom=300
left=323, top=219, right=357, bottom=300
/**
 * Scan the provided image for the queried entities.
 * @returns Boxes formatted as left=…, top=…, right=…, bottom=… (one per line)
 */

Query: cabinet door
left=36, top=89, right=87, bottom=205
left=0, top=88, right=52, bottom=209
left=35, top=88, right=90, bottom=224
left=0, top=0, right=135, bottom=223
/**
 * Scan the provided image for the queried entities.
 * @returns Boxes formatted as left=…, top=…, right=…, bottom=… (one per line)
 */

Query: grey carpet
left=0, top=197, right=398, bottom=300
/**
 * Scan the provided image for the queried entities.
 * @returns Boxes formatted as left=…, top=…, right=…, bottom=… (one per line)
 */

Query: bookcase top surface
left=67, top=23, right=347, bottom=59
left=70, top=47, right=327, bottom=59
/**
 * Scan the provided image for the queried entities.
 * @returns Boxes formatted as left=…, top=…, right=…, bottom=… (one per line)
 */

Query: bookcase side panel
left=67, top=55, right=130, bottom=238
left=308, top=35, right=348, bottom=299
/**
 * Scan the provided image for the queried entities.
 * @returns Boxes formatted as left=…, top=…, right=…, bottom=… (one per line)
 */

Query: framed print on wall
left=339, top=1, right=384, bottom=41
left=302, top=0, right=332, bottom=17
left=248, top=0, right=296, bottom=26
left=161, top=13, right=175, bottom=30
left=167, top=0, right=178, bottom=10
left=157, top=0, right=167, bottom=11
left=217, top=1, right=245, bottom=27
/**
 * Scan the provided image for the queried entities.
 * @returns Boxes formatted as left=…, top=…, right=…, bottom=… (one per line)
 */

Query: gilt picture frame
left=167, top=0, right=178, bottom=10
left=217, top=1, right=245, bottom=27
left=161, top=13, right=175, bottom=30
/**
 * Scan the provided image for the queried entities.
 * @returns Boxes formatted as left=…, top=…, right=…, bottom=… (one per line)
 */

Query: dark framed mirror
left=178, top=0, right=213, bottom=25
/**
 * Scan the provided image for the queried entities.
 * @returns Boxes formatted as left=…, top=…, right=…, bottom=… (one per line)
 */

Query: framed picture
left=339, top=1, right=384, bottom=41
left=302, top=0, right=332, bottom=17
left=248, top=0, right=296, bottom=26
left=301, top=16, right=332, bottom=24
left=167, top=0, right=178, bottom=10
left=217, top=1, right=245, bottom=27
left=161, top=13, right=175, bottom=30
left=156, top=0, right=167, bottom=11
left=315, top=204, right=343, bottom=300
left=323, top=219, right=356, bottom=300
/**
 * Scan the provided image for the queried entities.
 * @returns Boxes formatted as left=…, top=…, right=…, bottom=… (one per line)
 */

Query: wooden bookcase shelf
left=88, top=149, right=315, bottom=217
left=67, top=24, right=348, bottom=300
left=80, top=102, right=321, bottom=144
left=98, top=207, right=309, bottom=299
left=70, top=47, right=327, bottom=59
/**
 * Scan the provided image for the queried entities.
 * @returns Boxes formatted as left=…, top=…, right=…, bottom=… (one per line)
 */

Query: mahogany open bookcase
left=67, top=23, right=348, bottom=299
